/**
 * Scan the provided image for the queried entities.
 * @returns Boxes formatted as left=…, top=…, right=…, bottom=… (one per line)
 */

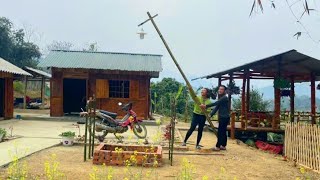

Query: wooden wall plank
left=96, top=79, right=109, bottom=98
left=50, top=71, right=63, bottom=116
left=130, top=80, right=139, bottom=99
left=4, top=78, right=13, bottom=119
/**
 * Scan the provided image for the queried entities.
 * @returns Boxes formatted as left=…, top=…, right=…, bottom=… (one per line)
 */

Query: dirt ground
left=0, top=127, right=319, bottom=180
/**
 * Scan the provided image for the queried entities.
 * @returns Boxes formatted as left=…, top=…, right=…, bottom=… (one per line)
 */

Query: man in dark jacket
left=200, top=85, right=230, bottom=151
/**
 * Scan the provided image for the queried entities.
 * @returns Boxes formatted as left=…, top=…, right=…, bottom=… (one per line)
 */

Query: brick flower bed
left=93, top=144, right=162, bottom=167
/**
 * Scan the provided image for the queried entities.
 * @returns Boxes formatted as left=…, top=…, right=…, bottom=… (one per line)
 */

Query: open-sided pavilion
left=194, top=49, right=320, bottom=132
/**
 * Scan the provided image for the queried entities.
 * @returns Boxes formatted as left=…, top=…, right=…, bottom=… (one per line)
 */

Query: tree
left=150, top=78, right=190, bottom=117
left=0, top=17, right=41, bottom=68
left=47, top=41, right=74, bottom=51
left=233, top=88, right=271, bottom=112
left=83, top=42, right=98, bottom=52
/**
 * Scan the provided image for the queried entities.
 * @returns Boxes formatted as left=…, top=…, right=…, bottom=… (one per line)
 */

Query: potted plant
left=0, top=128, right=7, bottom=142
left=59, top=131, right=76, bottom=146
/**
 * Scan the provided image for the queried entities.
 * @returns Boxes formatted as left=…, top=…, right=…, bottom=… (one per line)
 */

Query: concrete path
left=0, top=119, right=159, bottom=167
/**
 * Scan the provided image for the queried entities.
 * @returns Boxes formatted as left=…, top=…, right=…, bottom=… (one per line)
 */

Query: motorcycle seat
left=99, top=110, right=117, bottom=119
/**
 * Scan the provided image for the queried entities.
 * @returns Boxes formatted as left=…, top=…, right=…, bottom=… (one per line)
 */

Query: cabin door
left=0, top=78, right=4, bottom=118
left=63, top=78, right=87, bottom=114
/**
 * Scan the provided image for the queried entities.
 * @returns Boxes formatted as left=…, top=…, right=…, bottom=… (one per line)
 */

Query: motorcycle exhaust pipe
left=95, top=123, right=116, bottom=133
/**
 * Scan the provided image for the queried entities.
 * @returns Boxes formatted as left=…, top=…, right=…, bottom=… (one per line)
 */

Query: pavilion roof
left=193, top=50, right=320, bottom=82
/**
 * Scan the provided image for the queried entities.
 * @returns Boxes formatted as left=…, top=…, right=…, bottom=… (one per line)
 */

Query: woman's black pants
left=184, top=113, right=206, bottom=146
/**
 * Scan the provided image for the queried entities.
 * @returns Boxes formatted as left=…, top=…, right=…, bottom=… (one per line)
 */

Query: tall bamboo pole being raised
left=144, top=12, right=217, bottom=135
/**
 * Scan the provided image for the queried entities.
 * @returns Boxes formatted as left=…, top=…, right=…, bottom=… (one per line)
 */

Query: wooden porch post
left=218, top=77, right=222, bottom=87
left=41, top=76, right=45, bottom=108
left=246, top=70, right=250, bottom=115
left=274, top=81, right=281, bottom=129
left=228, top=73, right=233, bottom=111
left=310, top=73, right=316, bottom=125
left=230, top=112, right=236, bottom=139
left=273, top=57, right=282, bottom=129
left=241, top=74, right=246, bottom=129
left=290, top=76, right=295, bottom=122
left=23, top=76, right=28, bottom=109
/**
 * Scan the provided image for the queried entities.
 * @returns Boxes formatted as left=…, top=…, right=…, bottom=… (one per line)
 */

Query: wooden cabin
left=0, top=57, right=31, bottom=119
left=38, top=50, right=162, bottom=119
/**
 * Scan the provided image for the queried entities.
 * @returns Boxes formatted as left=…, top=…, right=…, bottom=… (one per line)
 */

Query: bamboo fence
left=285, top=123, right=320, bottom=172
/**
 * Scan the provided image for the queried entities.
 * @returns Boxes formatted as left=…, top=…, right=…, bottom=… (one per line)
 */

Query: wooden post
left=41, top=77, right=45, bottom=108
left=246, top=71, right=250, bottom=115
left=274, top=57, right=282, bottom=129
left=230, top=112, right=236, bottom=139
left=23, top=76, right=28, bottom=109
left=290, top=76, right=295, bottom=122
left=228, top=73, right=233, bottom=111
left=241, top=75, right=246, bottom=129
left=310, top=73, right=316, bottom=125
left=218, top=77, right=222, bottom=86
left=274, top=86, right=281, bottom=129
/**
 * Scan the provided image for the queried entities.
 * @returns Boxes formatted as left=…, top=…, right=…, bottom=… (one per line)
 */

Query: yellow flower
left=133, top=150, right=138, bottom=156
left=299, top=167, right=305, bottom=174
left=145, top=170, right=151, bottom=177
left=128, top=134, right=133, bottom=141
left=220, top=167, right=226, bottom=174
left=202, top=175, right=209, bottom=180
left=155, top=119, right=161, bottom=125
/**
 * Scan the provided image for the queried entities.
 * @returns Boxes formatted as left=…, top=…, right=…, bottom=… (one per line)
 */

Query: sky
left=1, top=0, right=320, bottom=88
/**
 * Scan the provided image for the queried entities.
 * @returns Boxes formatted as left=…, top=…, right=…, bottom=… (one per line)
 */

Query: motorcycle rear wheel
left=133, top=123, right=147, bottom=139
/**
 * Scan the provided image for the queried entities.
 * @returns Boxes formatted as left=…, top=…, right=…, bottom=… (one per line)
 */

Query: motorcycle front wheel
left=132, top=123, right=147, bottom=139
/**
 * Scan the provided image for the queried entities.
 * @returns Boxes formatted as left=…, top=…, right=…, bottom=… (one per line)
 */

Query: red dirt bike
left=80, top=102, right=147, bottom=142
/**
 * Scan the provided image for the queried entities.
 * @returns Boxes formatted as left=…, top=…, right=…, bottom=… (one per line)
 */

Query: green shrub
left=59, top=131, right=75, bottom=137
left=0, top=128, right=7, bottom=138
left=13, top=81, right=24, bottom=94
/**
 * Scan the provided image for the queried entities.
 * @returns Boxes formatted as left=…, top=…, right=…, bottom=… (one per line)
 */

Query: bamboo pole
left=145, top=12, right=217, bottom=135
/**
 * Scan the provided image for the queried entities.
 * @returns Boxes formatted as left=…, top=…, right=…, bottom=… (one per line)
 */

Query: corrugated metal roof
left=38, top=50, right=163, bottom=73
left=24, top=66, right=52, bottom=78
left=193, top=49, right=320, bottom=81
left=0, top=57, right=32, bottom=76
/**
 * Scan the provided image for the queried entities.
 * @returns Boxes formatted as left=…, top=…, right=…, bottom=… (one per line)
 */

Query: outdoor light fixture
left=137, top=28, right=147, bottom=39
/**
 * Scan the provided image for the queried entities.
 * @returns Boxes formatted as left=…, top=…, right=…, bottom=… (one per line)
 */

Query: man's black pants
left=216, top=117, right=230, bottom=148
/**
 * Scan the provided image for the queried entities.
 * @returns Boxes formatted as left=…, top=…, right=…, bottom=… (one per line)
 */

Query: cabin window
left=109, top=80, right=130, bottom=98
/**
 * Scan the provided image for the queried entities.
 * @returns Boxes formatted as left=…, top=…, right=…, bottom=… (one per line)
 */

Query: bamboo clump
left=285, top=123, right=320, bottom=173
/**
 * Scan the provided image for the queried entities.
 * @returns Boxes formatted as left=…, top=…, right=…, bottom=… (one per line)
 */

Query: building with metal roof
left=38, top=50, right=162, bottom=77
left=41, top=50, right=162, bottom=119
left=0, top=57, right=32, bottom=76
left=0, top=57, right=32, bottom=119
